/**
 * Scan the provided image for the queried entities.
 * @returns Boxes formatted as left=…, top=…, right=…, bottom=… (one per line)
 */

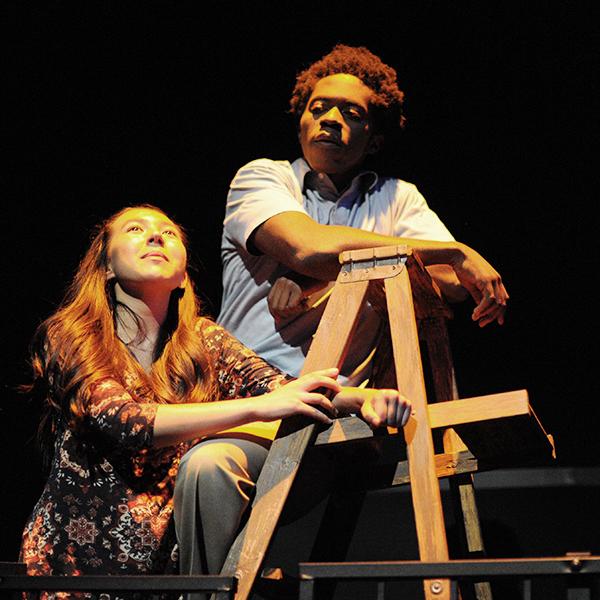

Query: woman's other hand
left=333, top=387, right=412, bottom=429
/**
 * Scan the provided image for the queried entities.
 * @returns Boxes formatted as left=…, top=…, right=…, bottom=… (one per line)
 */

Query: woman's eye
left=163, top=230, right=178, bottom=237
left=127, top=225, right=143, bottom=233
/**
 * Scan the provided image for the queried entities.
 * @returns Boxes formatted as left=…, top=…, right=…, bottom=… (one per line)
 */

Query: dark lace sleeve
left=196, top=318, right=291, bottom=400
left=83, top=378, right=158, bottom=450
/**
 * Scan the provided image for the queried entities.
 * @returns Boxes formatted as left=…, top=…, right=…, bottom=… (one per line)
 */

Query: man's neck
left=328, top=170, right=358, bottom=194
left=300, top=158, right=363, bottom=196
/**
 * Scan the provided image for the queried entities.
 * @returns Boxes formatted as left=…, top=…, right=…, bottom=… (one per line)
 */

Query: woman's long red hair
left=27, top=205, right=217, bottom=458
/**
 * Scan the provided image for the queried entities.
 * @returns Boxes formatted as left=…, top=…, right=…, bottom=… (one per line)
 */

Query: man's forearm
left=253, top=211, right=466, bottom=281
left=255, top=211, right=507, bottom=326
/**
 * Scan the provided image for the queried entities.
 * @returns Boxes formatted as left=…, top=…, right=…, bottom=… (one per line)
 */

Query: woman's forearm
left=152, top=368, right=341, bottom=447
left=153, top=399, right=259, bottom=447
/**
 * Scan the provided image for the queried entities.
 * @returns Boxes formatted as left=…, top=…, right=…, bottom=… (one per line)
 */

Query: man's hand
left=449, top=244, right=509, bottom=327
left=333, top=387, right=412, bottom=429
left=267, top=276, right=308, bottom=321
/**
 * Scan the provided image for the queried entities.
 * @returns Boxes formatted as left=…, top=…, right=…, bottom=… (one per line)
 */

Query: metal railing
left=298, top=555, right=600, bottom=600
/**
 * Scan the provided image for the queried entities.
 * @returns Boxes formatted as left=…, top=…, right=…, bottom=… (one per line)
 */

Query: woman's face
left=106, top=208, right=187, bottom=296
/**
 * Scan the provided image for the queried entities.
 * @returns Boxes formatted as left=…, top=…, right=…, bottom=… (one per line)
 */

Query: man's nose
left=320, top=106, right=344, bottom=126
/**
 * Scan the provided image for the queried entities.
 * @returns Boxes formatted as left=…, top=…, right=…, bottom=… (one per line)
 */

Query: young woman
left=20, top=205, right=411, bottom=592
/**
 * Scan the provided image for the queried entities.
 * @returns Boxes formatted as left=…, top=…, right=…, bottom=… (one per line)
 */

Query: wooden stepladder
left=218, top=245, right=555, bottom=600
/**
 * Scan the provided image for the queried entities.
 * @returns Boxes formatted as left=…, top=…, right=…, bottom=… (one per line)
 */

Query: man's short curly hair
left=290, top=44, right=406, bottom=135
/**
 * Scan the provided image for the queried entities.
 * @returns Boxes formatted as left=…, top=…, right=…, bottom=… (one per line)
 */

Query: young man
left=218, top=44, right=508, bottom=383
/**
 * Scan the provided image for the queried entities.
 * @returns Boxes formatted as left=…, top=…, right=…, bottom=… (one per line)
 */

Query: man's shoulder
left=369, top=173, right=420, bottom=200
left=229, top=158, right=305, bottom=201
left=234, top=157, right=294, bottom=176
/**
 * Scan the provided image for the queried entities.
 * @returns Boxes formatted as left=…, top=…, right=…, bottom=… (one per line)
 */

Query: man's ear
left=367, top=134, right=384, bottom=155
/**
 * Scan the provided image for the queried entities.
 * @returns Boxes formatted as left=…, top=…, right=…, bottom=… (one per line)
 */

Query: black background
left=3, top=2, right=598, bottom=564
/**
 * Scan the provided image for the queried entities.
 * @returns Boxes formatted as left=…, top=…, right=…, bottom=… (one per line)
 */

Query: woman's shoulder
left=194, top=315, right=221, bottom=336
left=193, top=316, right=231, bottom=346
left=193, top=316, right=253, bottom=357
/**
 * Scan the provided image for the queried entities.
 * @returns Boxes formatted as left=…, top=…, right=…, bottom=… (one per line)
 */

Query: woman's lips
left=141, top=252, right=168, bottom=261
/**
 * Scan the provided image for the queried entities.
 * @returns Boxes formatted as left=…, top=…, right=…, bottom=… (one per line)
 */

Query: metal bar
left=298, top=558, right=600, bottom=580
left=0, top=574, right=236, bottom=593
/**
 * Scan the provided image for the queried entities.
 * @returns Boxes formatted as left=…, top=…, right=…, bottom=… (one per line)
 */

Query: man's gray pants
left=173, top=437, right=269, bottom=600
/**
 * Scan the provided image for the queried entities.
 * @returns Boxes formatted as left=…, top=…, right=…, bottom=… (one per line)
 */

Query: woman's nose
left=147, top=231, right=165, bottom=245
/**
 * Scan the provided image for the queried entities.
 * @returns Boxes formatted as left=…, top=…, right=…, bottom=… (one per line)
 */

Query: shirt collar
left=291, top=158, right=379, bottom=201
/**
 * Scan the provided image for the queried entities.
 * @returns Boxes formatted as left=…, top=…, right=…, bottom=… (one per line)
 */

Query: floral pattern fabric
left=20, top=319, right=286, bottom=598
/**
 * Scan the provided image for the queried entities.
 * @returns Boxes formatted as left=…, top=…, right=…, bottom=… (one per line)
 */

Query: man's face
left=299, top=73, right=382, bottom=187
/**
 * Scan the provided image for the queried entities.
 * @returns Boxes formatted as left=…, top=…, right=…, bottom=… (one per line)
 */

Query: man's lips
left=314, top=133, right=342, bottom=146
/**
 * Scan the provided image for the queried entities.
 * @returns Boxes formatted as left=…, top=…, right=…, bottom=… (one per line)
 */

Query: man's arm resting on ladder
left=251, top=211, right=507, bottom=327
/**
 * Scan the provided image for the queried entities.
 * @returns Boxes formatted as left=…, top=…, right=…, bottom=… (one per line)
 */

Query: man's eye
left=343, top=107, right=363, bottom=121
left=310, top=102, right=327, bottom=115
